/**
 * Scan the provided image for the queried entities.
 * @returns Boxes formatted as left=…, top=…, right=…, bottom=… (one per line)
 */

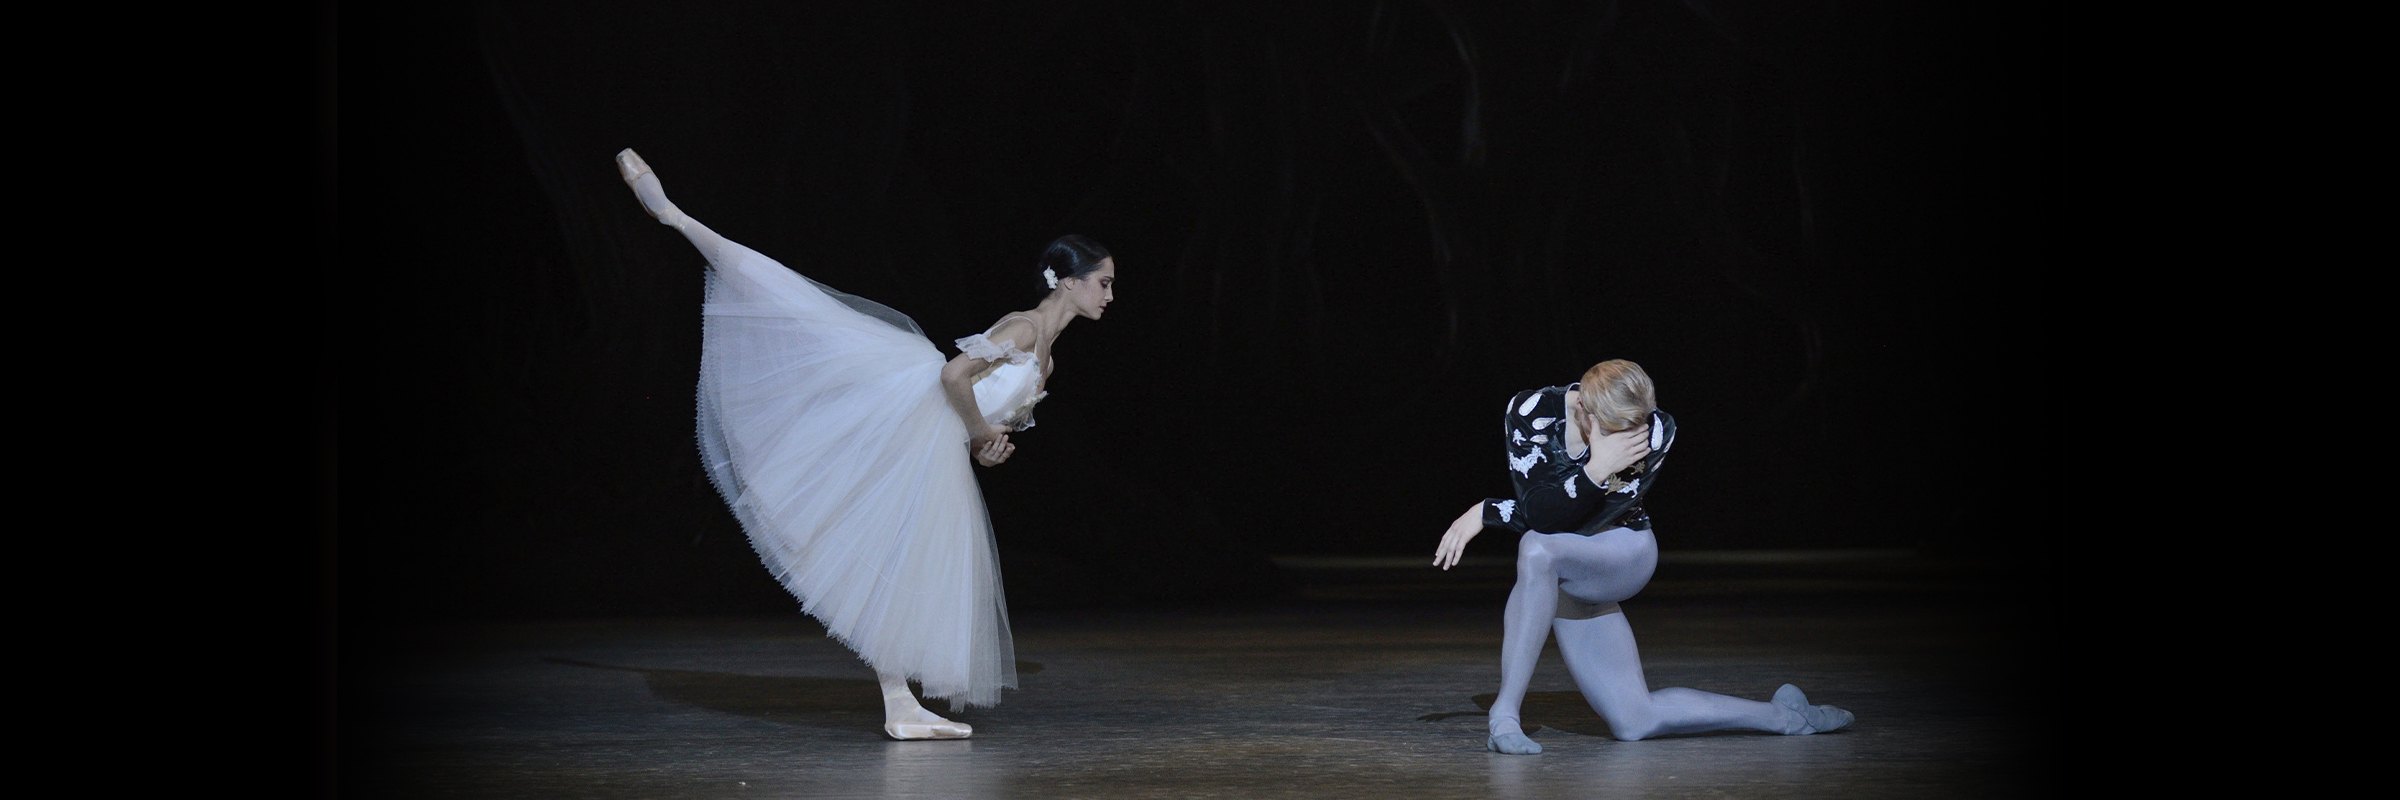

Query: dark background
left=341, top=0, right=2059, bottom=623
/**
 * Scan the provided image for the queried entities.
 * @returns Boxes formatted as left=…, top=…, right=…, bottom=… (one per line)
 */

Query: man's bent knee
left=1516, top=533, right=1555, bottom=570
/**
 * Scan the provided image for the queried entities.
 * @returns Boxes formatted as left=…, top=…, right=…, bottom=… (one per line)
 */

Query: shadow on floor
left=1416, top=691, right=1612, bottom=737
left=544, top=658, right=1044, bottom=734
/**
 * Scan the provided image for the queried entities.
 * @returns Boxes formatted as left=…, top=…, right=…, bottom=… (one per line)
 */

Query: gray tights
left=1489, top=528, right=1806, bottom=749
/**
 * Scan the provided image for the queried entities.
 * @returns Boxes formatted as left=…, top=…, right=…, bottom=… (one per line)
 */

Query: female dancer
left=616, top=149, right=1115, bottom=740
left=1431, top=359, right=1853, bottom=754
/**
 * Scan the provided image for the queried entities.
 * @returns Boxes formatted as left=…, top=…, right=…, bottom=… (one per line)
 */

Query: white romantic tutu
left=692, top=235, right=1015, bottom=710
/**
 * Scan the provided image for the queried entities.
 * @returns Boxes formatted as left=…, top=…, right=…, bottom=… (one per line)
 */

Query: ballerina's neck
left=1001, top=309, right=1067, bottom=360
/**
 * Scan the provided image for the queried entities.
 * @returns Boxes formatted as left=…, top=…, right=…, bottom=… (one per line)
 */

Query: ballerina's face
left=1064, top=258, right=1116, bottom=320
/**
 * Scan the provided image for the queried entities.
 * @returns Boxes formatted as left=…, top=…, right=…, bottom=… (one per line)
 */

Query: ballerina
left=1431, top=359, right=1854, bottom=754
left=616, top=148, right=1115, bottom=740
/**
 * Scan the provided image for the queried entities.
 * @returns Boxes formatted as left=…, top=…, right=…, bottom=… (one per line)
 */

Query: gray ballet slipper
left=1772, top=684, right=1854, bottom=734
left=1487, top=731, right=1542, bottom=755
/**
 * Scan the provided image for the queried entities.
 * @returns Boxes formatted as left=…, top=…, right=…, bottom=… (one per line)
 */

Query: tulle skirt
left=693, top=235, right=1015, bottom=710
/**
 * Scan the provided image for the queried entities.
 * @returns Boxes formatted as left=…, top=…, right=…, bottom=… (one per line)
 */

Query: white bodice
left=955, top=332, right=1047, bottom=430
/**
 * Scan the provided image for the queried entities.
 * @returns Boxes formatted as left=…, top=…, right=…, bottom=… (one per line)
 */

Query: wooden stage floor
left=344, top=553, right=2053, bottom=798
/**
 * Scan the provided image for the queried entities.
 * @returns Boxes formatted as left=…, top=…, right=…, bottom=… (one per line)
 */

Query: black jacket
left=1479, top=384, right=1677, bottom=535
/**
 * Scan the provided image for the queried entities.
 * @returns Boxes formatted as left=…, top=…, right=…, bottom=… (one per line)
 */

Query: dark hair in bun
left=1039, top=235, right=1111, bottom=291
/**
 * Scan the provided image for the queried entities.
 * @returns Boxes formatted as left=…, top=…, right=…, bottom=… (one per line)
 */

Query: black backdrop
left=342, top=0, right=2058, bottom=622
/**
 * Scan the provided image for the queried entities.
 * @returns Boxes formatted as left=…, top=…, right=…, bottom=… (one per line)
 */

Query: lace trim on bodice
left=952, top=332, right=1037, bottom=365
left=954, top=323, right=1046, bottom=432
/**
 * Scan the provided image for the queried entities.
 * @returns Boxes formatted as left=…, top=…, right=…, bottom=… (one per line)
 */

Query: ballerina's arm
left=940, top=315, right=1040, bottom=466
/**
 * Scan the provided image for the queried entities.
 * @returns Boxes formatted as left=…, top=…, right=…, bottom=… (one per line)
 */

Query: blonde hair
left=1577, top=359, right=1656, bottom=433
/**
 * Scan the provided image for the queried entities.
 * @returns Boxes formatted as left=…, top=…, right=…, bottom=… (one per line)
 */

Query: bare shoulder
left=982, top=313, right=1040, bottom=351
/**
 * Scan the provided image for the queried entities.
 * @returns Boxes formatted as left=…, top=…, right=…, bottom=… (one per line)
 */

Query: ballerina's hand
left=974, top=434, right=1015, bottom=467
left=1433, top=502, right=1485, bottom=571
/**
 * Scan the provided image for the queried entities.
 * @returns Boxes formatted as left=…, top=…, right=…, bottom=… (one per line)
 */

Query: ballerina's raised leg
left=619, top=149, right=729, bottom=258
left=1486, top=527, right=1852, bottom=754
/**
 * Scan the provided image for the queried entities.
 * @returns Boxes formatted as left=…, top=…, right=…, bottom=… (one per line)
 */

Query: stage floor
left=344, top=558, right=2053, bottom=798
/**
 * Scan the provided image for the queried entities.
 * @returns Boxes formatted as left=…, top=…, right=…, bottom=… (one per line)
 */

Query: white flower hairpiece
left=1042, top=268, right=1059, bottom=289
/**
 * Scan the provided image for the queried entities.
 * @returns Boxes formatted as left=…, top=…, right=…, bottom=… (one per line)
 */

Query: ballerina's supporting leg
left=879, top=672, right=972, bottom=741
